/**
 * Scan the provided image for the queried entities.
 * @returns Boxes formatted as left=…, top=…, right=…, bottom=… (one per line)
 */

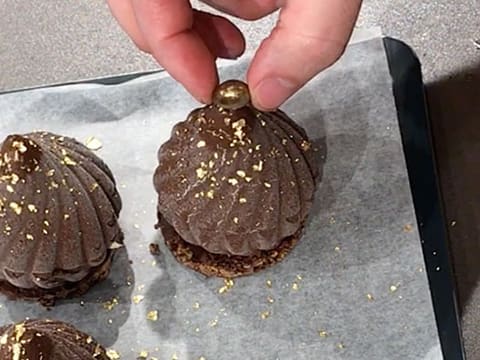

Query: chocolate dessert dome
left=0, top=132, right=122, bottom=304
left=154, top=80, right=319, bottom=277
left=0, top=319, right=109, bottom=359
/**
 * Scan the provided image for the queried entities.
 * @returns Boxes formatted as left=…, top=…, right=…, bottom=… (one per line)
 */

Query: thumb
left=247, top=0, right=362, bottom=110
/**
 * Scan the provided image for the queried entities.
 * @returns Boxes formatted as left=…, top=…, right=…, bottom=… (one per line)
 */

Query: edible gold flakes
left=389, top=285, right=398, bottom=293
left=6, top=185, right=14, bottom=193
left=27, top=204, right=37, bottom=213
left=266, top=279, right=272, bottom=288
left=260, top=311, right=270, bottom=319
left=193, top=302, right=200, bottom=309
left=236, top=170, right=246, bottom=178
left=227, top=178, right=238, bottom=186
left=403, top=224, right=413, bottom=232
left=26, top=234, right=34, bottom=241
left=233, top=217, right=239, bottom=224
left=103, top=297, right=119, bottom=311
left=138, top=350, right=148, bottom=359
left=132, top=295, right=145, bottom=304
left=239, top=198, right=247, bottom=204
left=337, top=342, right=345, bottom=349
left=85, top=136, right=103, bottom=151
left=318, top=330, right=328, bottom=338
left=263, top=182, right=272, bottom=188
left=252, top=160, right=263, bottom=172
left=106, top=349, right=121, bottom=359
left=300, top=140, right=311, bottom=151
left=366, top=293, right=374, bottom=301
left=208, top=318, right=218, bottom=327
left=218, top=278, right=234, bottom=294
left=147, top=310, right=158, bottom=321
left=63, top=156, right=77, bottom=166
left=9, top=202, right=22, bottom=215
left=292, top=282, right=299, bottom=291
left=196, top=167, right=208, bottom=179
left=109, top=241, right=123, bottom=250
left=197, top=140, right=206, bottom=148
left=267, top=296, right=274, bottom=304
left=334, top=246, right=341, bottom=252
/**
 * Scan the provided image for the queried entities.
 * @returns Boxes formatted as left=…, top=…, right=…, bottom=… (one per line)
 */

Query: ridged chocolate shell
left=154, top=101, right=318, bottom=256
left=0, top=132, right=122, bottom=291
left=0, top=319, right=109, bottom=359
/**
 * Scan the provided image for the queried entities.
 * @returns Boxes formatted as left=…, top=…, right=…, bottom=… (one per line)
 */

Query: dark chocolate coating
left=154, top=101, right=318, bottom=256
left=0, top=319, right=109, bottom=359
left=0, top=132, right=122, bottom=293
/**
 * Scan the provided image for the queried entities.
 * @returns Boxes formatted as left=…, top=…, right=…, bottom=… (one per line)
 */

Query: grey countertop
left=1, top=1, right=479, bottom=358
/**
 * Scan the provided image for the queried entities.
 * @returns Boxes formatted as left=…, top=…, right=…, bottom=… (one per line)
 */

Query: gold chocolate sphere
left=212, top=80, right=251, bottom=110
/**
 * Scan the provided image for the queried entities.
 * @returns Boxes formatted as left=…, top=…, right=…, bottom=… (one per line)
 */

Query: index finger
left=132, top=0, right=218, bottom=103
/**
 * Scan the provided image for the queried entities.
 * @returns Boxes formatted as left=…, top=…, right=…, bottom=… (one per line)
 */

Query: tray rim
left=384, top=37, right=465, bottom=359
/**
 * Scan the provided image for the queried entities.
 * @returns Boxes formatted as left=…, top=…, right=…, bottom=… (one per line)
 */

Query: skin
left=107, top=0, right=362, bottom=110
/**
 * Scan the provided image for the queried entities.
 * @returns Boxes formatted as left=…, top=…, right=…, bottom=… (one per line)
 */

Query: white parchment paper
left=0, top=36, right=441, bottom=360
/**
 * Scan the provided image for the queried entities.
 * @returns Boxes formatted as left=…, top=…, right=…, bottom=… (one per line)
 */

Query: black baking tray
left=0, top=37, right=465, bottom=360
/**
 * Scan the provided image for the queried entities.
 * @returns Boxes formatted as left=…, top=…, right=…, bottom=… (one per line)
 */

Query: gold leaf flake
left=389, top=285, right=398, bottom=293
left=252, top=160, right=263, bottom=172
left=227, top=178, right=238, bottom=186
left=106, top=349, right=121, bottom=359
left=366, top=293, right=374, bottom=301
left=267, top=296, right=274, bottom=304
left=147, top=310, right=158, bottom=321
left=292, top=282, right=299, bottom=291
left=63, top=156, right=77, bottom=166
left=103, top=297, right=119, bottom=311
left=138, top=350, right=148, bottom=359
left=300, top=140, right=311, bottom=151
left=318, top=330, right=328, bottom=338
left=233, top=217, right=239, bottom=224
left=403, top=224, right=413, bottom=232
left=196, top=167, right=208, bottom=179
left=132, top=295, right=145, bottom=304
left=337, top=342, right=345, bottom=349
left=6, top=185, right=14, bottom=193
left=236, top=170, right=246, bottom=178
left=206, top=190, right=214, bottom=199
left=263, top=182, right=272, bottom=188
left=266, top=279, right=272, bottom=288
left=26, top=234, right=34, bottom=241
left=260, top=311, right=270, bottom=319
left=27, top=204, right=37, bottom=213
left=197, top=140, right=206, bottom=148
left=9, top=202, right=22, bottom=215
left=85, top=136, right=103, bottom=151
left=239, top=198, right=247, bottom=204
left=208, top=318, right=218, bottom=327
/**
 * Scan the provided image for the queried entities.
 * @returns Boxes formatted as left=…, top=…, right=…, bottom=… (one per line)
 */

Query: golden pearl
left=212, top=80, right=250, bottom=110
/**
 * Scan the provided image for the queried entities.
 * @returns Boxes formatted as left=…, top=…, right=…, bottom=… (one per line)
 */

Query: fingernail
left=252, top=77, right=296, bottom=110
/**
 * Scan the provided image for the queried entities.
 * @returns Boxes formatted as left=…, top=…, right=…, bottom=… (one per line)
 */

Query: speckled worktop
left=0, top=1, right=479, bottom=358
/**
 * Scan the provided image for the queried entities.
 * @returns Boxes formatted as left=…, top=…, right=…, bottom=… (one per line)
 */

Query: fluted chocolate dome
left=0, top=132, right=122, bottom=302
left=0, top=319, right=109, bottom=359
left=154, top=81, right=318, bottom=258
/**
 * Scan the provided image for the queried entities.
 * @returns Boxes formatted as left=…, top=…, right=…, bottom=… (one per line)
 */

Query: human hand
left=107, top=0, right=362, bottom=110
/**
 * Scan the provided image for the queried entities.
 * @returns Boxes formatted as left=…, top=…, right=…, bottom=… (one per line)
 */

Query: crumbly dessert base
left=158, top=214, right=302, bottom=278
left=0, top=232, right=123, bottom=307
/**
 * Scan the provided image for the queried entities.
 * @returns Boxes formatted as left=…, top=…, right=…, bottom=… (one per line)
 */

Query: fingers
left=248, top=0, right=362, bottom=110
left=193, top=11, right=245, bottom=60
left=201, top=0, right=279, bottom=20
left=108, top=0, right=246, bottom=103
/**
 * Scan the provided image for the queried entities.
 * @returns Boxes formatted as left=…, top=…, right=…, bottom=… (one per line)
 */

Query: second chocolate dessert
left=0, top=319, right=109, bottom=359
left=154, top=81, right=319, bottom=277
left=0, top=132, right=123, bottom=305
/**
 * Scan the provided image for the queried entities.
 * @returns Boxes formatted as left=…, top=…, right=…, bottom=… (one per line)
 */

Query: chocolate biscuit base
left=158, top=215, right=301, bottom=278
left=0, top=232, right=123, bottom=307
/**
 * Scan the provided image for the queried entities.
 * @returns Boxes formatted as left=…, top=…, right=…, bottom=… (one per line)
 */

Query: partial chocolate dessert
left=154, top=80, right=319, bottom=277
left=0, top=319, right=109, bottom=359
left=0, top=132, right=122, bottom=305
